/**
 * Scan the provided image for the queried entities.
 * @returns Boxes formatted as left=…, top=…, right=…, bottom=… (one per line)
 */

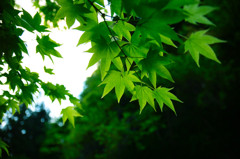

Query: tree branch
left=87, top=0, right=156, bottom=89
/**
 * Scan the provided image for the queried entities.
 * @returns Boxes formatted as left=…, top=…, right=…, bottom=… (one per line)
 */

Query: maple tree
left=0, top=0, right=225, bottom=155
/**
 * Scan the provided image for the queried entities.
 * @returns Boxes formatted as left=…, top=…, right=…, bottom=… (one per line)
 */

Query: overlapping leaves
left=86, top=37, right=120, bottom=79
left=0, top=0, right=225, bottom=134
left=131, top=86, right=155, bottom=113
left=0, top=0, right=82, bottom=130
left=20, top=9, right=48, bottom=32
left=100, top=70, right=140, bottom=102
left=73, top=0, right=224, bottom=116
left=55, top=0, right=91, bottom=28
left=138, top=49, right=174, bottom=88
left=131, top=86, right=182, bottom=114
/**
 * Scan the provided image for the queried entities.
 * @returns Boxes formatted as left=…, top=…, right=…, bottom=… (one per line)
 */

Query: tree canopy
left=0, top=0, right=226, bottom=156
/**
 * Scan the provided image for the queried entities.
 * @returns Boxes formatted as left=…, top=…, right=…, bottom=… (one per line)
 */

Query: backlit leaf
left=86, top=37, right=120, bottom=79
left=184, top=4, right=216, bottom=25
left=185, top=30, right=225, bottom=67
left=139, top=50, right=174, bottom=87
left=61, top=106, right=83, bottom=127
left=36, top=35, right=62, bottom=61
left=113, top=21, right=135, bottom=41
left=100, top=70, right=140, bottom=102
left=44, top=66, right=54, bottom=75
left=56, top=0, right=91, bottom=28
left=160, top=34, right=177, bottom=48
left=131, top=85, right=155, bottom=114
left=154, top=87, right=182, bottom=114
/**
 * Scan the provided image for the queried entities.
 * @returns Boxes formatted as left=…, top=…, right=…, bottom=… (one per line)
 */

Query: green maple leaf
left=100, top=70, right=140, bottom=103
left=69, top=95, right=82, bottom=108
left=122, top=31, right=149, bottom=59
left=100, top=56, right=124, bottom=81
left=86, top=38, right=120, bottom=80
left=154, top=87, right=182, bottom=114
left=61, top=106, right=83, bottom=127
left=99, top=58, right=112, bottom=81
left=21, top=84, right=38, bottom=102
left=76, top=21, right=98, bottom=45
left=131, top=85, right=155, bottom=114
left=76, top=21, right=113, bottom=45
left=160, top=34, right=177, bottom=48
left=136, top=10, right=185, bottom=42
left=56, top=0, right=91, bottom=28
left=36, top=35, right=62, bottom=61
left=185, top=30, right=226, bottom=67
left=184, top=4, right=216, bottom=25
left=113, top=21, right=135, bottom=41
left=44, top=66, right=54, bottom=75
left=123, top=43, right=148, bottom=59
left=109, top=0, right=122, bottom=16
left=20, top=9, right=47, bottom=32
left=138, top=50, right=174, bottom=88
left=112, top=57, right=124, bottom=71
left=41, top=82, right=68, bottom=103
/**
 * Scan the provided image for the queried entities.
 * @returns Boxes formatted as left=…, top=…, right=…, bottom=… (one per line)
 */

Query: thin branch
left=177, top=33, right=188, bottom=40
left=87, top=0, right=147, bottom=86
left=104, top=14, right=127, bottom=21
left=88, top=0, right=157, bottom=90
left=86, top=1, right=127, bottom=21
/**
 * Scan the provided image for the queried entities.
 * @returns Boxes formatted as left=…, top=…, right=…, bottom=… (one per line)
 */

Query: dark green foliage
left=0, top=0, right=224, bottom=127
left=33, top=0, right=61, bottom=27
left=40, top=54, right=239, bottom=158
left=0, top=0, right=232, bottom=156
left=0, top=0, right=81, bottom=129
left=38, top=0, right=239, bottom=158
left=0, top=104, right=50, bottom=159
left=40, top=69, right=164, bottom=158
left=36, top=35, right=62, bottom=60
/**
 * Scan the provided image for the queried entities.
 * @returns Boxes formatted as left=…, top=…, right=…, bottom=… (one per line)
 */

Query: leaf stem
left=88, top=0, right=155, bottom=91
left=177, top=33, right=188, bottom=39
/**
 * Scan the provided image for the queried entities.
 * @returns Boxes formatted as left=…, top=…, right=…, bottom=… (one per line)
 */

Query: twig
left=87, top=0, right=148, bottom=87
left=177, top=33, right=188, bottom=40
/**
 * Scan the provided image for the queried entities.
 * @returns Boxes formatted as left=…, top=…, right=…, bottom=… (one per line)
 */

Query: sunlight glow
left=14, top=0, right=97, bottom=119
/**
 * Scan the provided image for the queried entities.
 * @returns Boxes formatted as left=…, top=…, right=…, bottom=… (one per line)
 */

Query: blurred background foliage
left=33, top=0, right=60, bottom=27
left=1, top=0, right=239, bottom=158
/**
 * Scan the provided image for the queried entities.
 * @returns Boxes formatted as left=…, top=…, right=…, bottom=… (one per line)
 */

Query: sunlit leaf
left=86, top=37, right=120, bottom=79
left=113, top=21, right=135, bottom=41
left=185, top=30, right=225, bottom=66
left=36, top=35, right=62, bottom=61
left=61, top=106, right=83, bottom=127
left=139, top=50, right=174, bottom=87
left=154, top=87, right=182, bottom=114
left=100, top=70, right=140, bottom=102
left=131, top=85, right=155, bottom=114
left=56, top=0, right=91, bottom=28
left=44, top=66, right=54, bottom=75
